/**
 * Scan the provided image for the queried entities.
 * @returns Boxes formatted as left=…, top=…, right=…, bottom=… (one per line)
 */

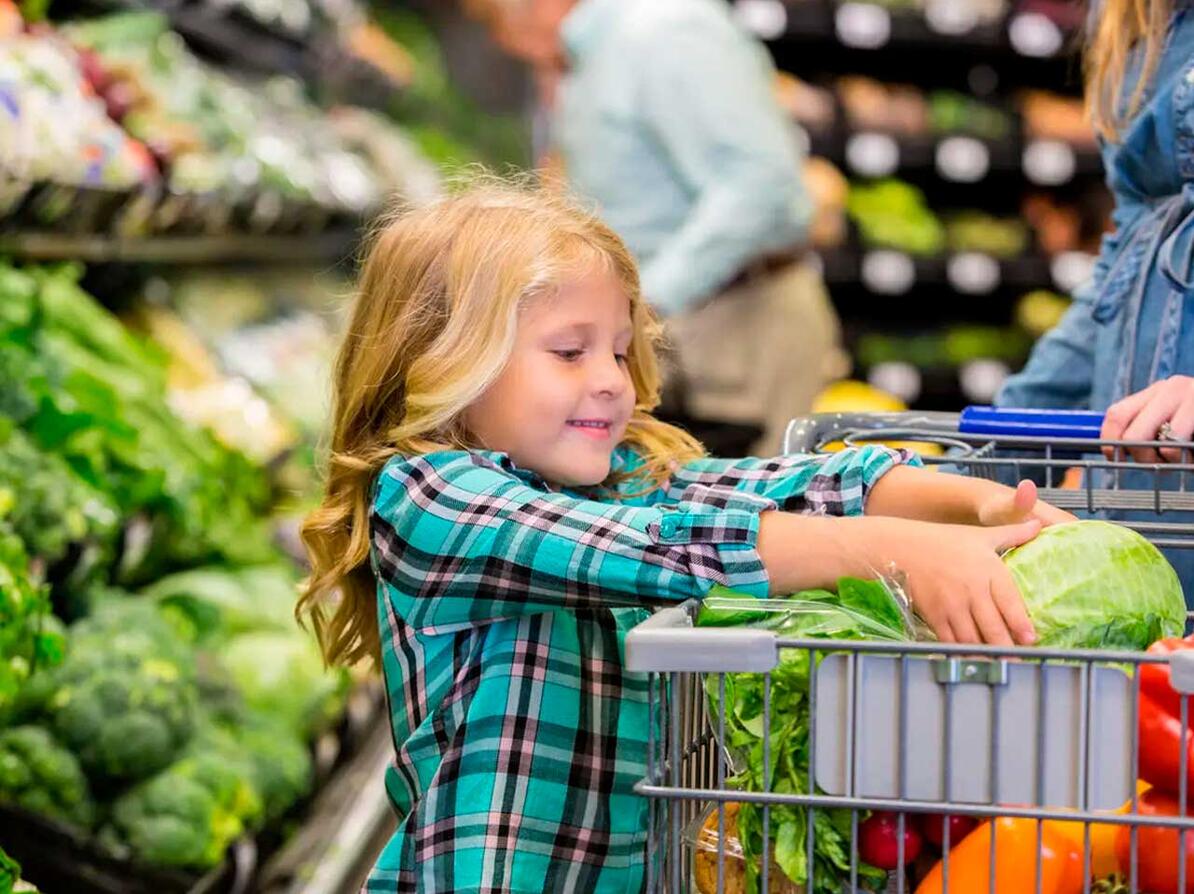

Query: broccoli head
left=0, top=725, right=94, bottom=829
left=40, top=649, right=197, bottom=787
left=223, top=717, right=311, bottom=822
left=181, top=726, right=263, bottom=830
left=105, top=762, right=244, bottom=869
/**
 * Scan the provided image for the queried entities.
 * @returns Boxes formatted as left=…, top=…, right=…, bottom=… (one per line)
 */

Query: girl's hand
left=976, top=479, right=1077, bottom=528
left=867, top=516, right=1041, bottom=646
left=1101, top=375, right=1194, bottom=463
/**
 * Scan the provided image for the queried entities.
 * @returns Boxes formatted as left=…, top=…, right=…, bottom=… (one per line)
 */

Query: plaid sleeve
left=665, top=445, right=922, bottom=517
left=369, top=451, right=771, bottom=633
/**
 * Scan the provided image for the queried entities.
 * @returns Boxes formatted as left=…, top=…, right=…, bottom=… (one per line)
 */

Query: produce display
left=68, top=12, right=381, bottom=224
left=858, top=327, right=1033, bottom=370
left=929, top=90, right=1011, bottom=141
left=5, top=583, right=339, bottom=870
left=839, top=76, right=928, bottom=136
left=944, top=210, right=1029, bottom=257
left=762, top=0, right=1111, bottom=409
left=847, top=179, right=944, bottom=255
left=0, top=8, right=441, bottom=238
left=0, top=259, right=352, bottom=884
left=1020, top=90, right=1099, bottom=149
left=0, top=31, right=158, bottom=194
left=778, top=78, right=1080, bottom=150
left=773, top=73, right=836, bottom=132
left=691, top=522, right=1186, bottom=893
left=0, top=262, right=275, bottom=588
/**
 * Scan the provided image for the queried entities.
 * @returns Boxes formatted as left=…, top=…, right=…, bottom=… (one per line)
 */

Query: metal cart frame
left=626, top=411, right=1194, bottom=894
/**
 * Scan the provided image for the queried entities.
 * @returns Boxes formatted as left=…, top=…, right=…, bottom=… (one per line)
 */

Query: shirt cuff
left=649, top=504, right=772, bottom=599
left=858, top=446, right=923, bottom=513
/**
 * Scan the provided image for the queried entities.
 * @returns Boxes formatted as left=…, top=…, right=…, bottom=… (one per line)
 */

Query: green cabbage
left=1003, top=520, right=1186, bottom=650
left=217, top=632, right=348, bottom=738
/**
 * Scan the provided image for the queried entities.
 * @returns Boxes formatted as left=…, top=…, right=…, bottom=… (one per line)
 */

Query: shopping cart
left=625, top=408, right=1194, bottom=894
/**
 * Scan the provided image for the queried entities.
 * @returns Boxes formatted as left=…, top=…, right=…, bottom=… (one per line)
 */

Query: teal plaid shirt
left=364, top=444, right=915, bottom=893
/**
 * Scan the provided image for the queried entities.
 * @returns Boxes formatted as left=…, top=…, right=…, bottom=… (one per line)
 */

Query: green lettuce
left=1003, top=520, right=1186, bottom=650
left=697, top=578, right=907, bottom=894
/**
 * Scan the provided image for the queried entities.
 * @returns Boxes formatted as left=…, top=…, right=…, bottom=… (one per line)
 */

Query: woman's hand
left=865, top=516, right=1041, bottom=646
left=976, top=479, right=1077, bottom=528
left=1101, top=375, right=1194, bottom=463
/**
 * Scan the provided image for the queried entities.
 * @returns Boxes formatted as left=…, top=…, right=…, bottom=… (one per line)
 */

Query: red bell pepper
left=1114, top=788, right=1194, bottom=893
left=1142, top=636, right=1194, bottom=717
left=1139, top=637, right=1194, bottom=796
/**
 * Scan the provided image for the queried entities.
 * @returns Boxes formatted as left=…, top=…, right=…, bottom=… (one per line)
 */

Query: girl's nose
left=592, top=354, right=628, bottom=397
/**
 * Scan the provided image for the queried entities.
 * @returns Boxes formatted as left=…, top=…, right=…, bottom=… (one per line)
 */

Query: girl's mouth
left=567, top=419, right=613, bottom=440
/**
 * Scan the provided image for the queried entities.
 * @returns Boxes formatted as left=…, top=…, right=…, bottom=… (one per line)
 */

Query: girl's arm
left=376, top=450, right=1044, bottom=645
left=656, top=444, right=921, bottom=515
left=657, top=445, right=1072, bottom=527
left=371, top=450, right=775, bottom=634
left=756, top=510, right=1042, bottom=646
left=863, top=464, right=1075, bottom=527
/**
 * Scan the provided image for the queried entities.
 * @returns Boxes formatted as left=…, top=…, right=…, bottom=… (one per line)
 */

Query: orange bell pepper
left=1044, top=781, right=1151, bottom=879
left=914, top=817, right=1083, bottom=894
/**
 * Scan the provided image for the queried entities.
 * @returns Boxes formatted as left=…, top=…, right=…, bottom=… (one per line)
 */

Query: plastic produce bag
left=694, top=578, right=913, bottom=893
left=688, top=804, right=800, bottom=894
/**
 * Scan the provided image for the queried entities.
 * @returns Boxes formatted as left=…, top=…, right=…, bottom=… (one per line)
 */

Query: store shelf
left=738, top=0, right=1084, bottom=93
left=816, top=246, right=1092, bottom=296
left=68, top=0, right=401, bottom=110
left=256, top=717, right=395, bottom=894
left=158, top=1, right=307, bottom=76
left=806, top=127, right=1103, bottom=187
left=0, top=229, right=359, bottom=265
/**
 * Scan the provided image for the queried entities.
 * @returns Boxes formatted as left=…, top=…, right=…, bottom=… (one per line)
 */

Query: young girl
left=298, top=182, right=1074, bottom=893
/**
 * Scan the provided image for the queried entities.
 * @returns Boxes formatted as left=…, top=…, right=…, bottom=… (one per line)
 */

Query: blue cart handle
left=960, top=407, right=1105, bottom=440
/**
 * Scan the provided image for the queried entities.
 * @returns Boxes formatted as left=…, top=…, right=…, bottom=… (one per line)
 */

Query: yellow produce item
left=132, top=305, right=222, bottom=390
left=1044, top=781, right=1151, bottom=879
left=811, top=381, right=944, bottom=458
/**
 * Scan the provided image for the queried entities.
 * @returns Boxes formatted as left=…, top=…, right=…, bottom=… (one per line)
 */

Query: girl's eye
left=552, top=349, right=583, bottom=362
left=615, top=353, right=629, bottom=365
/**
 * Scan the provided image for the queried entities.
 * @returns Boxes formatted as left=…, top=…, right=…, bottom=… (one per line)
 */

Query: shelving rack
left=730, top=0, right=1105, bottom=406
left=0, top=4, right=406, bottom=892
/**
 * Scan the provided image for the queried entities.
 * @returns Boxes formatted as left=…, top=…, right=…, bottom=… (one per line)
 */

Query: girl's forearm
left=862, top=464, right=1009, bottom=524
left=756, top=511, right=901, bottom=594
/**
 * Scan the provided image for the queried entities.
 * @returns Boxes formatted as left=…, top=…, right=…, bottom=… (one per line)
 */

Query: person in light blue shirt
left=997, top=0, right=1194, bottom=600
left=477, top=0, right=848, bottom=452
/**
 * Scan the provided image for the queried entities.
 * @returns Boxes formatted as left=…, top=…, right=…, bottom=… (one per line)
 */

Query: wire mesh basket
left=626, top=409, right=1194, bottom=894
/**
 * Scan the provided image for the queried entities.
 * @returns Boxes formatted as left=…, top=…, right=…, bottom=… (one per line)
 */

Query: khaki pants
left=665, top=261, right=848, bottom=456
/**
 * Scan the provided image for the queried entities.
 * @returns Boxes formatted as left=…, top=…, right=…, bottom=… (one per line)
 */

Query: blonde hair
left=298, top=178, right=703, bottom=668
left=1086, top=0, right=1172, bottom=140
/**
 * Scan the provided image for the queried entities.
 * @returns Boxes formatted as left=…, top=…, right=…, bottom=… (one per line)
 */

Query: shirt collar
left=561, top=0, right=624, bottom=65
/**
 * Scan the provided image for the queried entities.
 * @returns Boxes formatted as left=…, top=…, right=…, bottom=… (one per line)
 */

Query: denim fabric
left=998, top=7, right=1194, bottom=601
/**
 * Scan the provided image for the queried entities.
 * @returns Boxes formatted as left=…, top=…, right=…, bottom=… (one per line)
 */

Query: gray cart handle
left=784, top=411, right=961, bottom=454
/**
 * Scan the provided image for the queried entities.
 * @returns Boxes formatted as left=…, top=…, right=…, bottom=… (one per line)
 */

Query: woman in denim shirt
left=997, top=0, right=1194, bottom=599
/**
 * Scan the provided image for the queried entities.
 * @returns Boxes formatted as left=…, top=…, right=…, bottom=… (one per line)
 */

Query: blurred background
left=0, top=0, right=1104, bottom=892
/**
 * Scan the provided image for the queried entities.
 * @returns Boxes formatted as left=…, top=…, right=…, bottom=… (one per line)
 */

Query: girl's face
left=465, top=266, right=637, bottom=487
